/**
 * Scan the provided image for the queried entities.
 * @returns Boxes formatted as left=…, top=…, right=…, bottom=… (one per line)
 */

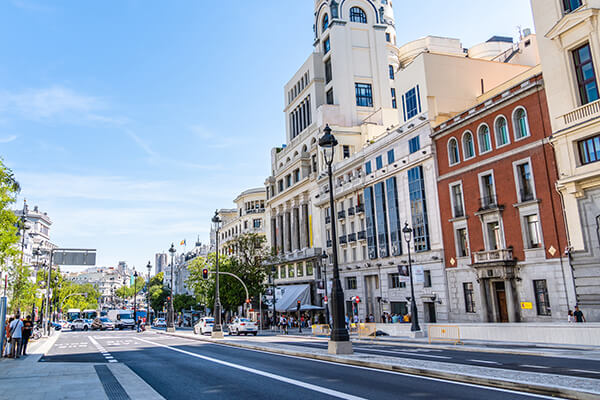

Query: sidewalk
left=0, top=333, right=164, bottom=400
left=158, top=329, right=600, bottom=400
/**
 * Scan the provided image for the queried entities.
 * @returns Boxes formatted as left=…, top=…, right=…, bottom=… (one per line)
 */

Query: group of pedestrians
left=2, top=313, right=34, bottom=359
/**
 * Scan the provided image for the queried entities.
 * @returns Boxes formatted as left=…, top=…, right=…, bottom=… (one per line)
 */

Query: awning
left=267, top=284, right=320, bottom=312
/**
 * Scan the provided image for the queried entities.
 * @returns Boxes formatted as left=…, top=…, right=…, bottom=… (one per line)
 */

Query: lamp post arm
left=210, top=271, right=250, bottom=317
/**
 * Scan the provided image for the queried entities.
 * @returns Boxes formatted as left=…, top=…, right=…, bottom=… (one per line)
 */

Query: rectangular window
left=326, top=88, right=334, bottom=105
left=408, top=136, right=420, bottom=154
left=306, top=261, right=313, bottom=276
left=296, top=263, right=304, bottom=277
left=526, top=214, right=541, bottom=248
left=364, top=186, right=378, bottom=259
left=389, top=273, right=406, bottom=289
left=516, top=162, right=534, bottom=202
left=346, top=276, right=357, bottom=290
left=285, top=174, right=292, bottom=188
left=288, top=264, right=295, bottom=278
left=486, top=221, right=501, bottom=250
left=408, top=166, right=430, bottom=252
left=451, top=184, right=464, bottom=218
left=456, top=228, right=469, bottom=257
left=325, top=59, right=332, bottom=84
left=323, top=37, right=330, bottom=54
left=343, top=145, right=350, bottom=159
left=365, top=161, right=372, bottom=175
left=386, top=177, right=402, bottom=256
left=480, top=174, right=496, bottom=208
left=573, top=43, right=599, bottom=105
left=391, top=88, right=397, bottom=109
left=423, top=270, right=432, bottom=288
left=376, top=155, right=383, bottom=170
left=563, top=0, right=582, bottom=13
left=385, top=32, right=391, bottom=43
left=355, top=83, right=373, bottom=107
left=293, top=168, right=300, bottom=183
left=374, top=182, right=390, bottom=258
left=312, top=154, right=318, bottom=172
left=280, top=265, right=286, bottom=279
left=404, top=86, right=421, bottom=120
left=244, top=220, right=248, bottom=229
left=278, top=180, right=284, bottom=193
left=389, top=65, right=395, bottom=80
left=463, top=282, right=476, bottom=313
left=534, top=279, right=551, bottom=316
left=578, top=134, right=600, bottom=165
left=253, top=219, right=261, bottom=229
left=387, top=149, right=395, bottom=164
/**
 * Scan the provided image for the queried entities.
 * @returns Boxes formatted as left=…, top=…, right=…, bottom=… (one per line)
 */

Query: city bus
left=66, top=309, right=81, bottom=322
left=82, top=309, right=98, bottom=320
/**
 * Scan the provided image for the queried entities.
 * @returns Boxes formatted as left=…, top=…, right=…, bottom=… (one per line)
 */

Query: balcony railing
left=348, top=207, right=355, bottom=216
left=348, top=233, right=357, bottom=242
left=338, top=210, right=346, bottom=219
left=561, top=98, right=600, bottom=126
left=325, top=216, right=331, bottom=224
left=357, top=230, right=366, bottom=240
left=520, top=189, right=535, bottom=202
left=326, top=240, right=332, bottom=248
left=339, top=235, right=348, bottom=245
left=453, top=206, right=465, bottom=218
left=356, top=204, right=365, bottom=213
left=479, top=195, right=498, bottom=211
left=474, top=249, right=513, bottom=264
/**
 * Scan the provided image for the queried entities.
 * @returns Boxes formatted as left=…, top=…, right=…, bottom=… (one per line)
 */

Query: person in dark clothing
left=21, top=316, right=33, bottom=356
left=574, top=305, right=586, bottom=323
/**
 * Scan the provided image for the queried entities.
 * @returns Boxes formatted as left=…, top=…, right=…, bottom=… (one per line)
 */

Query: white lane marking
left=569, top=369, right=600, bottom=375
left=468, top=359, right=501, bottom=365
left=108, top=360, right=118, bottom=363
left=166, top=337, right=561, bottom=400
left=89, top=336, right=117, bottom=363
left=520, top=365, right=550, bottom=369
left=353, top=347, right=452, bottom=359
left=137, top=338, right=367, bottom=400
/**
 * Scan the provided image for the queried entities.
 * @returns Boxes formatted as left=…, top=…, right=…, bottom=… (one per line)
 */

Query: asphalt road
left=41, top=330, right=563, bottom=400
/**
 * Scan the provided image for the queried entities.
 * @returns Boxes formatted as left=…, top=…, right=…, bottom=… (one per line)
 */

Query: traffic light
left=296, top=300, right=301, bottom=311
left=353, top=296, right=361, bottom=303
left=202, top=268, right=209, bottom=280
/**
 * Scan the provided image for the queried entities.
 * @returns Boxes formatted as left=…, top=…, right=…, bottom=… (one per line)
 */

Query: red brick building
left=432, top=68, right=570, bottom=323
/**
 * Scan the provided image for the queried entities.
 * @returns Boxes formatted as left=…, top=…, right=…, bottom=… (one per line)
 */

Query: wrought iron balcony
left=338, top=210, right=346, bottom=219
left=326, top=240, right=332, bottom=248
left=356, top=204, right=365, bottom=213
left=479, top=195, right=498, bottom=211
left=339, top=235, right=348, bottom=245
left=325, top=216, right=331, bottom=224
left=357, top=230, right=366, bottom=240
left=348, top=207, right=355, bottom=216
left=348, top=233, right=357, bottom=242
left=520, top=189, right=535, bottom=202
left=453, top=205, right=465, bottom=218
left=474, top=249, right=514, bottom=264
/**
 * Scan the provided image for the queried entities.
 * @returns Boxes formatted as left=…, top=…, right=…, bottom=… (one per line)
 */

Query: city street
left=38, top=330, right=570, bottom=399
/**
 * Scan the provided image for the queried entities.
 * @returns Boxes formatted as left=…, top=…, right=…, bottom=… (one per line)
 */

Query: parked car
left=153, top=318, right=167, bottom=328
left=228, top=318, right=258, bottom=336
left=107, top=310, right=135, bottom=330
left=91, top=317, right=115, bottom=331
left=194, top=317, right=214, bottom=335
left=50, top=321, right=62, bottom=331
left=70, top=319, right=91, bottom=331
left=58, top=320, right=70, bottom=329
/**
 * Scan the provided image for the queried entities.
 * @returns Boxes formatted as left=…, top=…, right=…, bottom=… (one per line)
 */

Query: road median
left=156, top=330, right=600, bottom=400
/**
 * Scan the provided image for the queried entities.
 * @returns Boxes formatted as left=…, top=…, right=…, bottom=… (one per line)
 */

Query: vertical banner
left=0, top=297, right=7, bottom=352
left=309, top=214, right=313, bottom=248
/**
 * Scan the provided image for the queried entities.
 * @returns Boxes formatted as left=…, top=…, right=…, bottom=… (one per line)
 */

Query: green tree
left=148, top=272, right=168, bottom=313
left=58, top=280, right=101, bottom=312
left=0, top=158, right=20, bottom=271
left=173, top=293, right=196, bottom=313
left=8, top=260, right=36, bottom=314
left=115, top=276, right=146, bottom=300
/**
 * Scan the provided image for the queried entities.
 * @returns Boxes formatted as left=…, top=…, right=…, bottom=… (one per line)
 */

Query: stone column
left=283, top=211, right=291, bottom=253
left=505, top=279, right=520, bottom=322
left=277, top=214, right=284, bottom=255
left=479, top=279, right=490, bottom=322
left=299, top=203, right=308, bottom=249
left=291, top=207, right=298, bottom=251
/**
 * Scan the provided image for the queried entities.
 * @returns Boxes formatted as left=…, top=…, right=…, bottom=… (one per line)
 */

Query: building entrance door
left=494, top=281, right=509, bottom=322
left=424, top=302, right=437, bottom=323
left=364, top=275, right=379, bottom=321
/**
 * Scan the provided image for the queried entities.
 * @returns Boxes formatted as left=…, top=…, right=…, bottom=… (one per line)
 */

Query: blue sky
left=0, top=0, right=534, bottom=272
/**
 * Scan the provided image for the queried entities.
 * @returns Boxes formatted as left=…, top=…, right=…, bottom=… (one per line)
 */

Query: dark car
left=91, top=317, right=115, bottom=331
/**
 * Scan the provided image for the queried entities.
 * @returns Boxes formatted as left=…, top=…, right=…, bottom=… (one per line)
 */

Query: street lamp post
left=133, top=269, right=138, bottom=329
left=146, top=261, right=152, bottom=327
left=270, top=266, right=277, bottom=331
left=320, top=251, right=330, bottom=326
left=402, top=223, right=421, bottom=332
left=319, top=125, right=353, bottom=355
left=211, top=211, right=224, bottom=338
left=167, top=244, right=176, bottom=332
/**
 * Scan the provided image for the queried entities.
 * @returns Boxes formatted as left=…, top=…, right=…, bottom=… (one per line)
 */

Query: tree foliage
left=115, top=276, right=146, bottom=299
left=173, top=293, right=196, bottom=313
left=148, top=272, right=169, bottom=312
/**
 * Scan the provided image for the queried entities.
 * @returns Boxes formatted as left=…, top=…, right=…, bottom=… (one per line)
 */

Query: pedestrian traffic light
left=245, top=298, right=251, bottom=304
left=202, top=268, right=209, bottom=280
left=297, top=300, right=301, bottom=311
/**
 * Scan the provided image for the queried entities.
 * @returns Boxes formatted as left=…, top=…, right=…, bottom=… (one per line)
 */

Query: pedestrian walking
left=9, top=313, right=24, bottom=359
left=3, top=317, right=13, bottom=357
left=567, top=310, right=575, bottom=323
left=574, top=305, right=586, bottom=323
left=21, top=316, right=33, bottom=356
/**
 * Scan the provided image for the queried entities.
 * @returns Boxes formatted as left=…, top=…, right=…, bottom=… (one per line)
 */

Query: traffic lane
left=123, top=334, right=557, bottom=400
left=94, top=334, right=358, bottom=400
left=271, top=339, right=600, bottom=379
left=40, top=331, right=106, bottom=363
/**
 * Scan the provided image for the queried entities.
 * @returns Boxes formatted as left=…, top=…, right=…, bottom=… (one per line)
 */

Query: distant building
left=64, top=266, right=129, bottom=307
left=155, top=253, right=168, bottom=275
left=14, top=201, right=57, bottom=277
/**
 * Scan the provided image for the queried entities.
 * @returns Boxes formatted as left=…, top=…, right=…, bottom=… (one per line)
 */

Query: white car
left=194, top=317, right=214, bottom=335
left=70, top=319, right=91, bottom=331
left=153, top=318, right=167, bottom=328
left=228, top=318, right=258, bottom=336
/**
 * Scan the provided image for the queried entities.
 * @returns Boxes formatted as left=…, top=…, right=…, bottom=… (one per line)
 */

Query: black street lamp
left=167, top=243, right=176, bottom=332
left=319, top=125, right=353, bottom=355
left=211, top=210, right=224, bottom=338
left=402, top=223, right=421, bottom=332
left=320, top=251, right=331, bottom=326
left=146, top=261, right=152, bottom=327
left=270, top=266, right=277, bottom=331
left=133, top=269, right=138, bottom=327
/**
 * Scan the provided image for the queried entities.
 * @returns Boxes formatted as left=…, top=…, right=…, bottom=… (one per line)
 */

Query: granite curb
left=156, top=330, right=600, bottom=400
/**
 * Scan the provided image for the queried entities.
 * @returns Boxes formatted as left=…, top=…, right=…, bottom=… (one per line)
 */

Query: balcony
left=479, top=195, right=498, bottom=211
left=339, top=235, right=348, bottom=245
left=453, top=206, right=465, bottom=218
left=474, top=249, right=514, bottom=264
left=356, top=204, right=365, bottom=214
left=348, top=207, right=355, bottom=216
left=338, top=210, right=346, bottom=219
left=561, top=99, right=600, bottom=128
left=519, top=189, right=535, bottom=202
left=357, top=230, right=366, bottom=240
left=325, top=216, right=331, bottom=224
left=348, top=233, right=357, bottom=242
left=326, top=240, right=332, bottom=248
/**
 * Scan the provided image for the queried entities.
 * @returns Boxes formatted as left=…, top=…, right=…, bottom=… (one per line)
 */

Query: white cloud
left=11, top=0, right=53, bottom=12
left=0, top=135, right=17, bottom=143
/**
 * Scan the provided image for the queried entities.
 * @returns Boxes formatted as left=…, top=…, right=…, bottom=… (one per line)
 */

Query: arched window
left=478, top=124, right=492, bottom=153
left=494, top=115, right=510, bottom=147
left=513, top=107, right=530, bottom=140
left=462, top=131, right=475, bottom=159
left=448, top=138, right=460, bottom=165
left=349, top=7, right=367, bottom=23
left=322, top=13, right=329, bottom=32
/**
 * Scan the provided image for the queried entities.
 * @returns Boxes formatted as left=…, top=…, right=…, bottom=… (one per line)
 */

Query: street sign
left=324, top=295, right=328, bottom=304
left=397, top=265, right=410, bottom=282
left=53, top=250, right=96, bottom=266
left=521, top=302, right=533, bottom=309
